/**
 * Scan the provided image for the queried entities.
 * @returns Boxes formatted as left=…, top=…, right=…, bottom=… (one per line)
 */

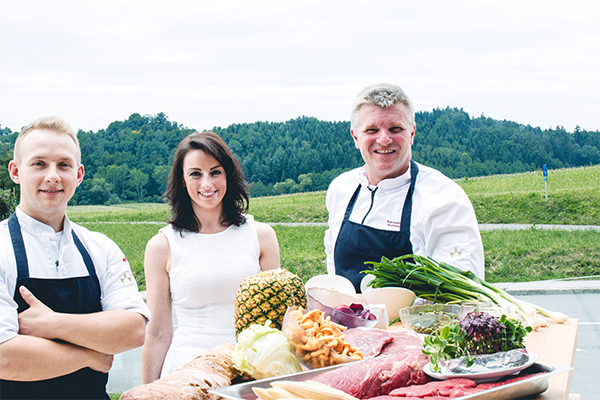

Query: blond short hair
left=14, top=117, right=81, bottom=164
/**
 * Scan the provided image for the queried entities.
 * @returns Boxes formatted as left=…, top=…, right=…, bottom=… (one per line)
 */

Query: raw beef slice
left=378, top=330, right=422, bottom=356
left=344, top=328, right=395, bottom=358
left=312, top=347, right=429, bottom=399
left=389, top=385, right=438, bottom=397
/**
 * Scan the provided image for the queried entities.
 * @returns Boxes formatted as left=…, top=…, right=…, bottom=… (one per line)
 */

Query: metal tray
left=209, top=362, right=571, bottom=400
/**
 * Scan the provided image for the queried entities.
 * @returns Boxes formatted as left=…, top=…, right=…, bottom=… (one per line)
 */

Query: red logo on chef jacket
left=387, top=220, right=401, bottom=228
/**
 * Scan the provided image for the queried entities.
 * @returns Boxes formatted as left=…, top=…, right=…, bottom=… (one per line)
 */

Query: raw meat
left=387, top=378, right=478, bottom=398
left=438, top=386, right=482, bottom=397
left=345, top=328, right=395, bottom=358
left=425, top=378, right=477, bottom=389
left=378, top=330, right=422, bottom=356
left=389, top=385, right=438, bottom=397
left=476, top=372, right=547, bottom=390
left=367, top=397, right=424, bottom=400
left=312, top=347, right=429, bottom=398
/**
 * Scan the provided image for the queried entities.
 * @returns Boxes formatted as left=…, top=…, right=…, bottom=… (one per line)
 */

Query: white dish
left=361, top=287, right=416, bottom=320
left=360, top=274, right=375, bottom=292
left=304, top=274, right=356, bottom=294
left=423, top=352, right=539, bottom=382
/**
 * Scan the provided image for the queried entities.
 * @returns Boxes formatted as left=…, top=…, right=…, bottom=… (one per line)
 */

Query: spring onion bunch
left=363, top=254, right=568, bottom=330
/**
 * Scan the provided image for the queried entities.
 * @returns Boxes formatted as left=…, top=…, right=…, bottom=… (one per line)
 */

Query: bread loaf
left=120, top=343, right=237, bottom=400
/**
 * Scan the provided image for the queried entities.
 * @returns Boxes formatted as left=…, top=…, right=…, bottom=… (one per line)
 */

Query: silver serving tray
left=209, top=362, right=572, bottom=400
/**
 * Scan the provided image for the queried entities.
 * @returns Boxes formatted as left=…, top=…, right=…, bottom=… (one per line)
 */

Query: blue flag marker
left=543, top=164, right=548, bottom=203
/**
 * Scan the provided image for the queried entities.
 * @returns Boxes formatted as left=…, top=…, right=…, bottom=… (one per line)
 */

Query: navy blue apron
left=0, top=213, right=109, bottom=400
left=334, top=161, right=419, bottom=293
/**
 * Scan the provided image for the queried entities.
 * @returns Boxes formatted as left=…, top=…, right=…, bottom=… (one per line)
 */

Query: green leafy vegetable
left=232, top=321, right=301, bottom=380
left=421, top=311, right=532, bottom=371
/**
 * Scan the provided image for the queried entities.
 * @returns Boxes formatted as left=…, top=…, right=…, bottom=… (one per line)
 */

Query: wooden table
left=523, top=318, right=579, bottom=400
left=390, top=318, right=579, bottom=400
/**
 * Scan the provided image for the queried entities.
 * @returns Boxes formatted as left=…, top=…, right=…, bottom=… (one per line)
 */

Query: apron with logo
left=0, top=213, right=109, bottom=399
left=334, top=161, right=419, bottom=293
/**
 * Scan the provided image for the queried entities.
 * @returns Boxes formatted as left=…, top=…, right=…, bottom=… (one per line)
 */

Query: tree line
left=0, top=108, right=599, bottom=206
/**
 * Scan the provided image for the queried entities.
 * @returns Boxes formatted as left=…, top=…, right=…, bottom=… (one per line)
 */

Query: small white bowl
left=362, top=287, right=416, bottom=320
left=304, top=274, right=356, bottom=295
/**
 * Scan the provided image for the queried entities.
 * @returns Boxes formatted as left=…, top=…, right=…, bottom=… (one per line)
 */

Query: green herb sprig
left=421, top=311, right=532, bottom=371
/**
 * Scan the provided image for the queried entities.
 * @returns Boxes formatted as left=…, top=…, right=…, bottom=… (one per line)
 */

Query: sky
left=1, top=0, right=599, bottom=134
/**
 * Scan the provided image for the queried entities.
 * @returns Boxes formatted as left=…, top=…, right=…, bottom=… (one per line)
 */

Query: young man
left=325, top=83, right=485, bottom=292
left=0, top=117, right=150, bottom=399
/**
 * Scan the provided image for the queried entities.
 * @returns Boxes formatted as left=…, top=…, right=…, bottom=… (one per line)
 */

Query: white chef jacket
left=0, top=207, right=150, bottom=345
left=324, top=162, right=485, bottom=279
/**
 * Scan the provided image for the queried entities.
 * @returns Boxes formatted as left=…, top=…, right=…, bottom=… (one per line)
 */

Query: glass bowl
left=281, top=306, right=355, bottom=369
left=399, top=304, right=474, bottom=334
left=306, top=287, right=378, bottom=329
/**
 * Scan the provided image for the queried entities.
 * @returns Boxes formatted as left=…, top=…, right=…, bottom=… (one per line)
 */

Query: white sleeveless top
left=159, top=215, right=261, bottom=377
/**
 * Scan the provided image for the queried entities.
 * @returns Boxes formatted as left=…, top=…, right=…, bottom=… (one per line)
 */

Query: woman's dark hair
left=166, top=131, right=249, bottom=232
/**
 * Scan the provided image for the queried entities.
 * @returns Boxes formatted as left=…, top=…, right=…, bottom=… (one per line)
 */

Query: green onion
left=362, top=255, right=568, bottom=329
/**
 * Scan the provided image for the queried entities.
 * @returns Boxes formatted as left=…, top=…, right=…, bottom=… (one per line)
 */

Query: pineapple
left=235, top=269, right=307, bottom=336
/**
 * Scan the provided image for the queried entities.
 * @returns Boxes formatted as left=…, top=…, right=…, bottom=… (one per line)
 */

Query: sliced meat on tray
left=311, top=347, right=429, bottom=399
left=385, top=378, right=479, bottom=398
left=367, top=397, right=427, bottom=400
left=344, top=328, right=422, bottom=358
left=378, top=330, right=422, bottom=356
left=344, top=328, right=395, bottom=358
left=475, top=372, right=547, bottom=390
left=425, top=378, right=477, bottom=390
left=438, top=386, right=483, bottom=397
left=389, top=385, right=438, bottom=397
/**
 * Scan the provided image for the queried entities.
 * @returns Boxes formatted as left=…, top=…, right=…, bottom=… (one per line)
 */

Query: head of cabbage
left=232, top=321, right=302, bottom=380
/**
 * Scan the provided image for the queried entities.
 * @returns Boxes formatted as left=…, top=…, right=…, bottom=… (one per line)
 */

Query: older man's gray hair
left=350, top=83, right=415, bottom=130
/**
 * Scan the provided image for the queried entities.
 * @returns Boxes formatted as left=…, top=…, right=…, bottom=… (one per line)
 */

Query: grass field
left=460, top=165, right=600, bottom=225
left=70, top=164, right=600, bottom=290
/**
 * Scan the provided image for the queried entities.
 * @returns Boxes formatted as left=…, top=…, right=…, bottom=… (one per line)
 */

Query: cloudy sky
left=1, top=0, right=598, bottom=134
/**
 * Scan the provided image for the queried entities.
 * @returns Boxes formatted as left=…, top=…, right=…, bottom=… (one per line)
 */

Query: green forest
left=1, top=108, right=599, bottom=206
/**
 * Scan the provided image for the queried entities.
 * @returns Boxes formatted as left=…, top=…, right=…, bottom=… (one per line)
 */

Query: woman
left=141, top=131, right=280, bottom=383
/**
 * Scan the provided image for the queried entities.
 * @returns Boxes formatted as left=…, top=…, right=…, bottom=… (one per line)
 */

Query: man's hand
left=15, top=286, right=115, bottom=374
left=87, top=349, right=114, bottom=373
left=17, top=286, right=146, bottom=355
left=17, top=286, right=56, bottom=339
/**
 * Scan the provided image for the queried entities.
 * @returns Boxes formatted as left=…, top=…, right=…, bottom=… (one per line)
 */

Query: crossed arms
left=0, top=286, right=146, bottom=381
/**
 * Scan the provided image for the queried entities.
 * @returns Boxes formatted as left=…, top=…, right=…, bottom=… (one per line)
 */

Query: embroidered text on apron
left=0, top=213, right=109, bottom=399
left=333, top=161, right=419, bottom=293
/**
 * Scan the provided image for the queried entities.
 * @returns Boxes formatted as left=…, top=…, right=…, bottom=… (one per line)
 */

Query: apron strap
left=71, top=230, right=97, bottom=278
left=343, top=185, right=362, bottom=219
left=400, top=160, right=419, bottom=232
left=8, top=213, right=30, bottom=279
left=343, top=161, right=420, bottom=231
left=8, top=213, right=97, bottom=279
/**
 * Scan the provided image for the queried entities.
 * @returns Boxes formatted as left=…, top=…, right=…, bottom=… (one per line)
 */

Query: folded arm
left=0, top=334, right=113, bottom=381
left=17, top=286, right=146, bottom=355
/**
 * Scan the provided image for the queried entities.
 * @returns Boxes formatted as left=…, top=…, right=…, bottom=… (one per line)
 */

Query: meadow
left=69, top=165, right=600, bottom=290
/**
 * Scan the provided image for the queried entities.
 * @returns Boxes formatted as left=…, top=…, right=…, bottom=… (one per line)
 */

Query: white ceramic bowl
left=361, top=287, right=416, bottom=320
left=304, top=274, right=356, bottom=295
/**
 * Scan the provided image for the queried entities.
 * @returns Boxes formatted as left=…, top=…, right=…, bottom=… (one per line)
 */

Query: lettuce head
left=232, top=321, right=301, bottom=380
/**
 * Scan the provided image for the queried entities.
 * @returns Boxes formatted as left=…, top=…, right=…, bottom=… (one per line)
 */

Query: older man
left=324, top=83, right=484, bottom=292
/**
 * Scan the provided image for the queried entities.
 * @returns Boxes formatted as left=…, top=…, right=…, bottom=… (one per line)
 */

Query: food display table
left=390, top=318, right=579, bottom=400
left=523, top=318, right=579, bottom=400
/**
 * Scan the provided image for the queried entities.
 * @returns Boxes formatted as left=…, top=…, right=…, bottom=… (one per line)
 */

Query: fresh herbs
left=422, top=311, right=532, bottom=371
left=363, top=254, right=568, bottom=329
